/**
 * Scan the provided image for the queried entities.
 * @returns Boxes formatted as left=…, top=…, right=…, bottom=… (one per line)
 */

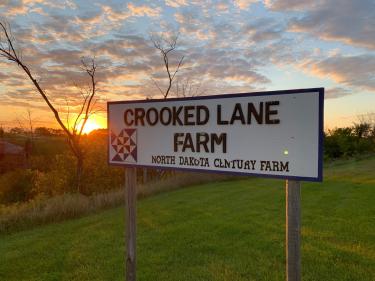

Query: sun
left=81, top=119, right=103, bottom=134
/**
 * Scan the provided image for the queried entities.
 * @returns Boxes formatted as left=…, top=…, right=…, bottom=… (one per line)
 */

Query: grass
left=0, top=172, right=232, bottom=234
left=0, top=191, right=125, bottom=233
left=0, top=157, right=374, bottom=281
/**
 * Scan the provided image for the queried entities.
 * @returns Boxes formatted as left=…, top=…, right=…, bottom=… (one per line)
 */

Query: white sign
left=108, top=88, right=324, bottom=181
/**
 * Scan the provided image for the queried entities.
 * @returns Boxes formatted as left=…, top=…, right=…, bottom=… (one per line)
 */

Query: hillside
left=0, top=157, right=374, bottom=281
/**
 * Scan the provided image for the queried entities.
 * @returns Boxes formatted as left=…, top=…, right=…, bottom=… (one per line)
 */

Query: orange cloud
left=299, top=55, right=375, bottom=91
left=234, top=0, right=258, bottom=10
left=127, top=3, right=161, bottom=17
left=165, top=0, right=188, bottom=8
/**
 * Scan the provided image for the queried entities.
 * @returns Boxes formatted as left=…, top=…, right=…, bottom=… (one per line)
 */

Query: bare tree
left=151, top=32, right=184, bottom=99
left=27, top=109, right=34, bottom=140
left=20, top=108, right=36, bottom=141
left=355, top=112, right=375, bottom=139
left=175, top=78, right=205, bottom=98
left=149, top=33, right=206, bottom=180
left=0, top=21, right=98, bottom=192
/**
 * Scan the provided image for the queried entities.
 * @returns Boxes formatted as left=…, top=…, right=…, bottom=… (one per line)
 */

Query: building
left=0, top=140, right=25, bottom=173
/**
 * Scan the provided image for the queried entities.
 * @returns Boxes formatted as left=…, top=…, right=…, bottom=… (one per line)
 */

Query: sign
left=108, top=88, right=324, bottom=181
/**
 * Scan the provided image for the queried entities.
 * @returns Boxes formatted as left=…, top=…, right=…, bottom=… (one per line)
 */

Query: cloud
left=264, top=0, right=321, bottom=11
left=302, top=54, right=375, bottom=91
left=90, top=35, right=156, bottom=67
left=101, top=3, right=161, bottom=27
left=42, top=0, right=77, bottom=10
left=127, top=3, right=161, bottom=18
left=286, top=0, right=375, bottom=50
left=24, top=15, right=88, bottom=43
left=325, top=87, right=353, bottom=100
left=216, top=2, right=230, bottom=12
left=174, top=11, right=201, bottom=31
left=0, top=98, right=48, bottom=111
left=234, top=0, right=258, bottom=10
left=180, top=47, right=270, bottom=89
left=165, top=0, right=188, bottom=8
left=7, top=3, right=28, bottom=16
left=1, top=0, right=76, bottom=17
left=242, top=18, right=285, bottom=42
left=101, top=5, right=130, bottom=22
left=1, top=1, right=291, bottom=105
left=174, top=11, right=215, bottom=41
left=73, top=12, right=102, bottom=26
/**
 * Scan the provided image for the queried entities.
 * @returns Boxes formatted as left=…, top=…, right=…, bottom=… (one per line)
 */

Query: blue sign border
left=107, top=88, right=324, bottom=182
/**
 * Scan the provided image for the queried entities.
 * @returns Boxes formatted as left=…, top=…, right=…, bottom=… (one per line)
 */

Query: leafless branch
left=26, top=109, right=34, bottom=139
left=15, top=117, right=24, bottom=131
left=150, top=32, right=184, bottom=99
left=73, top=92, right=89, bottom=134
left=150, top=77, right=164, bottom=96
left=0, top=21, right=72, bottom=139
left=77, top=57, right=97, bottom=137
left=175, top=78, right=206, bottom=98
left=65, top=98, right=71, bottom=131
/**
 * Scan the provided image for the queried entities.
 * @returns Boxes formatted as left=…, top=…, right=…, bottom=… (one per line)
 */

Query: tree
left=25, top=109, right=35, bottom=141
left=174, top=78, right=205, bottom=98
left=34, top=127, right=52, bottom=136
left=9, top=127, right=25, bottom=135
left=353, top=122, right=371, bottom=139
left=355, top=113, right=375, bottom=139
left=150, top=32, right=206, bottom=180
left=0, top=21, right=98, bottom=192
left=147, top=32, right=185, bottom=181
left=151, top=32, right=184, bottom=99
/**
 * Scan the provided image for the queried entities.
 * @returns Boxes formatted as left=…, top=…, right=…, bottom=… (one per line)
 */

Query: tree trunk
left=68, top=137, right=84, bottom=194
left=76, top=155, right=83, bottom=193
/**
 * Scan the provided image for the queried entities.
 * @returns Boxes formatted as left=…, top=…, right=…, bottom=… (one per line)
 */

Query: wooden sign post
left=286, top=180, right=301, bottom=281
left=125, top=167, right=137, bottom=281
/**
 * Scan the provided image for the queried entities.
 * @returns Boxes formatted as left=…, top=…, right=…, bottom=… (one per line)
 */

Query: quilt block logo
left=111, top=129, right=137, bottom=163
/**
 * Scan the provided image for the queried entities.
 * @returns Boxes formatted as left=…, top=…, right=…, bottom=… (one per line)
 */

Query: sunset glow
left=80, top=115, right=108, bottom=134
left=0, top=1, right=374, bottom=130
left=81, top=119, right=102, bottom=134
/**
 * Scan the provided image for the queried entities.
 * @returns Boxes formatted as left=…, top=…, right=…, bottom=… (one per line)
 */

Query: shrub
left=32, top=154, right=76, bottom=196
left=0, top=169, right=37, bottom=204
left=324, top=125, right=374, bottom=159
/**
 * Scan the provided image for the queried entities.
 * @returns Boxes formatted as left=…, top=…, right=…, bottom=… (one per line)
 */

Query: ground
left=0, top=157, right=374, bottom=281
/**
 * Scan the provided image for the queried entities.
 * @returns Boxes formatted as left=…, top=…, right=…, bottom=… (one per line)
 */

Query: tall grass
left=0, top=191, right=123, bottom=234
left=0, top=172, right=235, bottom=234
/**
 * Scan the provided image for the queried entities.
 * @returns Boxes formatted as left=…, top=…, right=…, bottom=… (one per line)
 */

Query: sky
left=0, top=0, right=374, bottom=132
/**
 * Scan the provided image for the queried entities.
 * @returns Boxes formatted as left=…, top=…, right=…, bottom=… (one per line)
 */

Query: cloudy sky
left=0, top=0, right=374, bottom=131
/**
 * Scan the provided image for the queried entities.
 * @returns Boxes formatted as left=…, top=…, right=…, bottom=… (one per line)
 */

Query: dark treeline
left=1, top=129, right=118, bottom=204
left=325, top=122, right=375, bottom=159
left=5, top=126, right=65, bottom=137
left=0, top=128, right=165, bottom=205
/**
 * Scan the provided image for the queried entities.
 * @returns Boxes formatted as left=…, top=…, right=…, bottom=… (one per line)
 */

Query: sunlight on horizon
left=80, top=118, right=105, bottom=134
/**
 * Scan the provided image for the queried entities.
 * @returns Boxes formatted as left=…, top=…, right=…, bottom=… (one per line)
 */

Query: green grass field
left=0, top=157, right=374, bottom=281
